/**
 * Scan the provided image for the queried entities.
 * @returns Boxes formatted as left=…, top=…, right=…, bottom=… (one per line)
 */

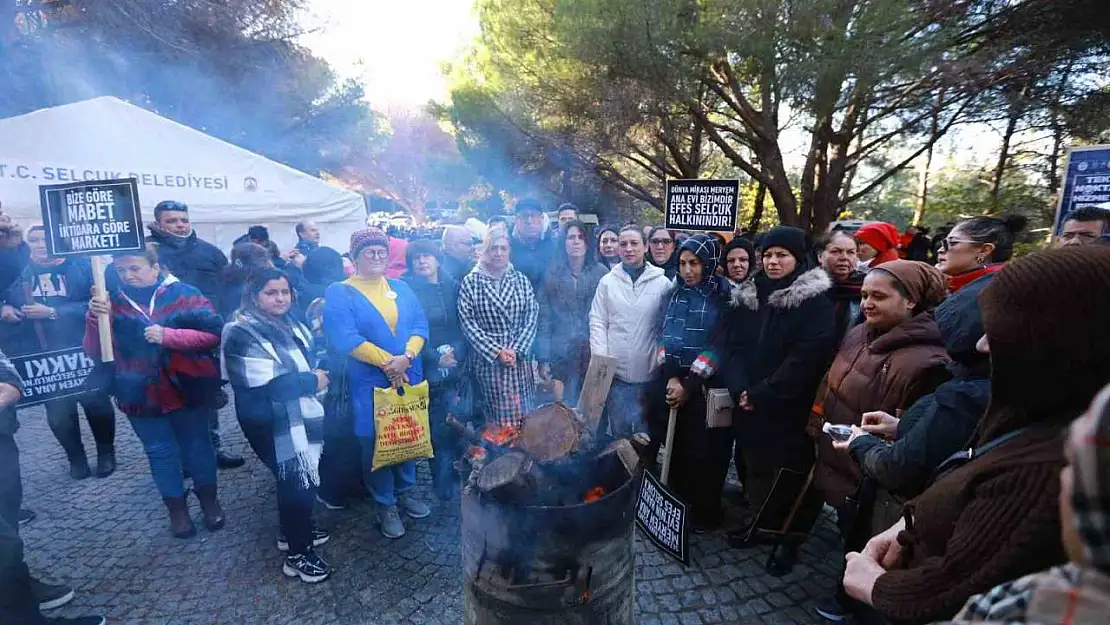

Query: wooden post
left=90, top=255, right=114, bottom=362
left=576, top=354, right=618, bottom=436
left=660, top=407, right=678, bottom=486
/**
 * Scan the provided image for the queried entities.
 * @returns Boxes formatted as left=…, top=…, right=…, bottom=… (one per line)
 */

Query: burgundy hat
left=350, top=227, right=389, bottom=259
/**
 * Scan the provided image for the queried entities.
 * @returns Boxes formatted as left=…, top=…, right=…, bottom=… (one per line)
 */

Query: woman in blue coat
left=324, top=228, right=430, bottom=539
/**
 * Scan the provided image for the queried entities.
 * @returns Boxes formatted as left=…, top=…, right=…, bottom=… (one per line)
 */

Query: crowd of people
left=0, top=198, right=1109, bottom=625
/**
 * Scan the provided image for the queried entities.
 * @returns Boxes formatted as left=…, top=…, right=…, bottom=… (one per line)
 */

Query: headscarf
left=722, top=236, right=756, bottom=284
left=677, top=233, right=721, bottom=282
left=661, top=234, right=726, bottom=376
left=977, top=245, right=1110, bottom=442
left=869, top=260, right=947, bottom=315
left=856, top=222, right=901, bottom=268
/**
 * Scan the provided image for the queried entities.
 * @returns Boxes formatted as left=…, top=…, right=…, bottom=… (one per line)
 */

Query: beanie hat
left=350, top=227, right=390, bottom=260
left=871, top=260, right=947, bottom=314
left=977, top=245, right=1110, bottom=441
left=760, top=226, right=807, bottom=263
left=722, top=236, right=756, bottom=281
left=1070, top=382, right=1110, bottom=574
left=855, top=222, right=900, bottom=252
left=678, top=234, right=721, bottom=280
left=247, top=225, right=270, bottom=242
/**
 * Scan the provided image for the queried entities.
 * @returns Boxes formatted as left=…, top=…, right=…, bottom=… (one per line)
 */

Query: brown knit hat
left=350, top=227, right=389, bottom=259
left=977, top=245, right=1110, bottom=440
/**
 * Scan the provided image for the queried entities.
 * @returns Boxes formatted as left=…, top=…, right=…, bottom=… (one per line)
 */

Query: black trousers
left=0, top=433, right=47, bottom=624
left=428, top=382, right=459, bottom=498
left=45, top=394, right=115, bottom=463
left=237, top=418, right=317, bottom=555
left=317, top=433, right=362, bottom=506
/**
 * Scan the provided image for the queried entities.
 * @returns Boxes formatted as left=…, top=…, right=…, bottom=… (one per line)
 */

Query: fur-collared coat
left=718, top=267, right=837, bottom=466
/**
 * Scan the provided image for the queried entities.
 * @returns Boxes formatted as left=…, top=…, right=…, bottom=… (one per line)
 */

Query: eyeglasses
left=361, top=250, right=389, bottom=259
left=649, top=238, right=674, bottom=246
left=939, top=237, right=979, bottom=251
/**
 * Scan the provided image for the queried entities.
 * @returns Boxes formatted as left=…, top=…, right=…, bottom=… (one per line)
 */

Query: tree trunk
left=748, top=182, right=767, bottom=232
left=913, top=88, right=946, bottom=226
left=990, top=85, right=1028, bottom=210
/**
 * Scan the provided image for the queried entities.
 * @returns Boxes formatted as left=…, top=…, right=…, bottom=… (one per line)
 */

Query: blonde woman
left=457, top=228, right=539, bottom=429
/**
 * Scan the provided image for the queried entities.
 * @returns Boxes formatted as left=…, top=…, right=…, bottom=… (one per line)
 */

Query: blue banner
left=1054, top=145, right=1110, bottom=235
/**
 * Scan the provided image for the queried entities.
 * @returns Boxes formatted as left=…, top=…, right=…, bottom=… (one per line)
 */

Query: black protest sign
left=665, top=179, right=739, bottom=233
left=635, top=470, right=689, bottom=565
left=12, top=347, right=101, bottom=407
left=39, top=179, right=145, bottom=257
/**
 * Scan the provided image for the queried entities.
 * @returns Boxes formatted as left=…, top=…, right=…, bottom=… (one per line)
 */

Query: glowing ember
left=482, top=426, right=520, bottom=447
left=583, top=486, right=606, bottom=503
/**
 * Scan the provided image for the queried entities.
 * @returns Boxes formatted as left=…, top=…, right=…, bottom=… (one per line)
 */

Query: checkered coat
left=941, top=563, right=1110, bottom=624
left=457, top=266, right=539, bottom=428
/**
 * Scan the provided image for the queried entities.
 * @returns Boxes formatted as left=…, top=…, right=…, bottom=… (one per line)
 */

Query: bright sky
left=299, top=0, right=479, bottom=110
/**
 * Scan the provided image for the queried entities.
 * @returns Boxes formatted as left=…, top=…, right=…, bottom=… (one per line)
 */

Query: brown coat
left=816, top=314, right=950, bottom=510
left=871, top=426, right=1068, bottom=624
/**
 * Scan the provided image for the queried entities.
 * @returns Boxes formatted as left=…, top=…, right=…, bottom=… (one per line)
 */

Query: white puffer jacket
left=589, top=263, right=673, bottom=383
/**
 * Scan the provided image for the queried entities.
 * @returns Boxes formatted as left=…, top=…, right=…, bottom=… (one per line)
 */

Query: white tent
left=0, top=96, right=367, bottom=253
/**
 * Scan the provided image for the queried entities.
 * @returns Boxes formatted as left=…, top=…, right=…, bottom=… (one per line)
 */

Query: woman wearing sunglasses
left=936, top=215, right=1027, bottom=293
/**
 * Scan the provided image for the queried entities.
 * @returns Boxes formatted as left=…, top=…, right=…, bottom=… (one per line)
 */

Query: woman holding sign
left=85, top=243, right=226, bottom=539
left=654, top=234, right=731, bottom=533
left=323, top=228, right=431, bottom=540
left=1, top=225, right=117, bottom=479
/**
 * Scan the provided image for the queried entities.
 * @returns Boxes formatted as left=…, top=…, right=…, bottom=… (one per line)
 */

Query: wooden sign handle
left=660, top=407, right=678, bottom=486
left=90, top=255, right=114, bottom=363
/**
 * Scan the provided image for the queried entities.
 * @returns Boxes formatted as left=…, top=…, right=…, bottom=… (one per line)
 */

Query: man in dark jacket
left=294, top=220, right=321, bottom=256
left=509, top=199, right=555, bottom=289
left=144, top=201, right=243, bottom=470
left=0, top=350, right=108, bottom=625
left=440, top=226, right=476, bottom=281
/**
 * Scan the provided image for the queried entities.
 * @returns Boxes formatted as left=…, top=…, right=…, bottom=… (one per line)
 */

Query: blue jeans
left=358, top=437, right=415, bottom=507
left=129, top=408, right=218, bottom=498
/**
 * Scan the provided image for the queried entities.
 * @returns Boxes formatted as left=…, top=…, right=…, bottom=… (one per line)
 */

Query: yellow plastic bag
left=372, top=381, right=434, bottom=471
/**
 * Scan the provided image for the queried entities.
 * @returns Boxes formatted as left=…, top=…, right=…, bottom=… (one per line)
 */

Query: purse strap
left=935, top=426, right=1030, bottom=478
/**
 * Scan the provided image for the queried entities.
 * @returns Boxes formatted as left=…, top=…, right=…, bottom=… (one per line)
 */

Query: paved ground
left=16, top=402, right=843, bottom=624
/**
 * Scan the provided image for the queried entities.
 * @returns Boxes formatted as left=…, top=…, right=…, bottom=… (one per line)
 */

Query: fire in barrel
left=452, top=403, right=644, bottom=624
